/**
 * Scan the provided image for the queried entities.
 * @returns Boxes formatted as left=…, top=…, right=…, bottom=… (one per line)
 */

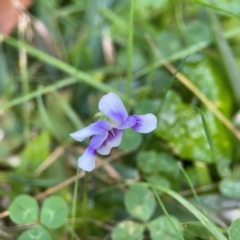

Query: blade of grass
left=126, top=0, right=135, bottom=109
left=2, top=27, right=240, bottom=111
left=141, top=183, right=227, bottom=240
left=134, top=27, right=240, bottom=79
left=53, top=91, right=84, bottom=129
left=157, top=56, right=188, bottom=114
left=146, top=177, right=185, bottom=240
left=196, top=107, right=216, bottom=162
left=146, top=34, right=240, bottom=141
left=141, top=54, right=188, bottom=149
left=178, top=162, right=203, bottom=210
left=0, top=35, right=128, bottom=102
left=1, top=77, right=76, bottom=110
left=190, top=0, right=240, bottom=17
left=37, top=90, right=62, bottom=141
left=208, top=9, right=240, bottom=105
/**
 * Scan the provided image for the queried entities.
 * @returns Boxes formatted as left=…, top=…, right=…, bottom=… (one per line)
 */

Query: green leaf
left=148, top=175, right=171, bottom=194
left=148, top=216, right=182, bottom=240
left=229, top=217, right=240, bottom=240
left=40, top=196, right=68, bottom=229
left=155, top=31, right=182, bottom=58
left=111, top=221, right=144, bottom=240
left=18, top=225, right=51, bottom=240
left=182, top=221, right=214, bottom=240
left=9, top=195, right=39, bottom=224
left=124, top=184, right=156, bottom=221
left=119, top=129, right=142, bottom=151
left=137, top=151, right=158, bottom=174
left=219, top=179, right=240, bottom=199
left=156, top=91, right=211, bottom=163
left=154, top=55, right=233, bottom=168
left=185, top=21, right=212, bottom=45
left=19, top=132, right=50, bottom=173
left=155, top=90, right=232, bottom=164
left=143, top=183, right=227, bottom=240
left=137, top=151, right=179, bottom=177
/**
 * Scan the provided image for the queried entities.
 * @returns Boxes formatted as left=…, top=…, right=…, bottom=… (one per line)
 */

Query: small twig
left=0, top=150, right=130, bottom=219
left=34, top=145, right=66, bottom=176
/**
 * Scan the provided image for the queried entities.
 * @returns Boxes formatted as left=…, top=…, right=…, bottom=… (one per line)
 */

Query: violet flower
left=70, top=92, right=157, bottom=172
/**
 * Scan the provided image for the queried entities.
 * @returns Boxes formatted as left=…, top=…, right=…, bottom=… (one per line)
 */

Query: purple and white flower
left=70, top=92, right=157, bottom=172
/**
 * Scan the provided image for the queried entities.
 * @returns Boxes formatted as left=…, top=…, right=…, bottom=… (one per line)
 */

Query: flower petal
left=78, top=134, right=108, bottom=172
left=99, top=92, right=128, bottom=128
left=97, top=128, right=123, bottom=155
left=118, top=116, right=137, bottom=129
left=78, top=146, right=96, bottom=172
left=69, top=120, right=111, bottom=142
left=130, top=114, right=157, bottom=133
left=89, top=133, right=108, bottom=149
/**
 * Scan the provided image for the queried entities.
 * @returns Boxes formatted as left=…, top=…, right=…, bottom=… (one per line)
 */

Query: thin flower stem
left=82, top=172, right=89, bottom=240
left=71, top=167, right=80, bottom=240
left=126, top=0, right=135, bottom=109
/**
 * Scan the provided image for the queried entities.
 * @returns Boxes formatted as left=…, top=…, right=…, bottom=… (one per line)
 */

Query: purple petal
left=89, top=134, right=108, bottom=149
left=99, top=92, right=128, bottom=128
left=78, top=146, right=96, bottom=172
left=118, top=116, right=137, bottom=129
left=130, top=114, right=157, bottom=133
left=69, top=120, right=111, bottom=142
left=97, top=128, right=123, bottom=155
left=78, top=134, right=108, bottom=172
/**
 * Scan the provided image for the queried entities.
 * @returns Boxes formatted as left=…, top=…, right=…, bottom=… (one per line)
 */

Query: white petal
left=70, top=120, right=111, bottom=142
left=78, top=147, right=96, bottom=172
left=97, top=129, right=123, bottom=155
left=99, top=92, right=128, bottom=128
left=131, top=114, right=157, bottom=133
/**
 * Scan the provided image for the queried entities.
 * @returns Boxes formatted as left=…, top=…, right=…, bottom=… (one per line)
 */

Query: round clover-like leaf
left=18, top=225, right=51, bottom=240
left=229, top=217, right=240, bottom=240
left=119, top=129, right=142, bottom=151
left=137, top=151, right=158, bottom=174
left=124, top=184, right=156, bottom=221
left=40, top=196, right=68, bottom=229
left=111, top=221, right=144, bottom=240
left=9, top=194, right=39, bottom=224
left=219, top=179, right=240, bottom=199
left=148, top=216, right=182, bottom=240
left=148, top=175, right=171, bottom=194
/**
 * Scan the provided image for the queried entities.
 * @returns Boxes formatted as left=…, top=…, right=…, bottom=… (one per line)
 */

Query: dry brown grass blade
left=0, top=150, right=130, bottom=219
left=145, top=34, right=240, bottom=141
left=35, top=149, right=129, bottom=199
left=164, top=62, right=240, bottom=141
left=34, top=146, right=65, bottom=176
left=76, top=147, right=122, bottom=181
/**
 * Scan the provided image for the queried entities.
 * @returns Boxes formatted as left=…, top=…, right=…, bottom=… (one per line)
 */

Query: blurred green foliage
left=1, top=0, right=240, bottom=239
